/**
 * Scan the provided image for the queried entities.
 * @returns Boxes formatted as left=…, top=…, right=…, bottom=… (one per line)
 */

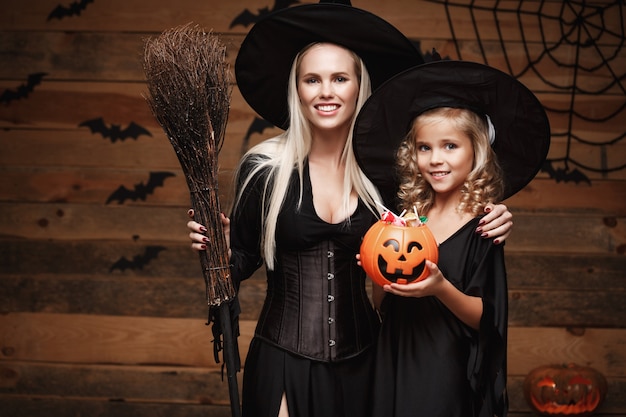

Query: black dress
left=229, top=158, right=380, bottom=417
left=371, top=217, right=508, bottom=417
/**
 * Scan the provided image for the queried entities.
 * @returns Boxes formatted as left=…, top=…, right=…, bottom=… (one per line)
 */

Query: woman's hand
left=187, top=209, right=231, bottom=256
left=477, top=203, right=513, bottom=244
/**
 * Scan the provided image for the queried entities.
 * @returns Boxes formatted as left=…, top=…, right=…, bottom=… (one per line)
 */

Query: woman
left=188, top=2, right=514, bottom=416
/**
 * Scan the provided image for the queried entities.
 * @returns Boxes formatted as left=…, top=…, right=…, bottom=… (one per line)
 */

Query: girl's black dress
left=229, top=159, right=380, bottom=417
left=372, top=217, right=508, bottom=417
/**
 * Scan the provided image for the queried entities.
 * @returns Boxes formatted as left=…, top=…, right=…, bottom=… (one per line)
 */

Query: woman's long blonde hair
left=396, top=107, right=504, bottom=217
left=233, top=43, right=381, bottom=270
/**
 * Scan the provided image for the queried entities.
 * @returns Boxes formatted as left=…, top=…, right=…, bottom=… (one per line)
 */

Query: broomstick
left=143, top=24, right=240, bottom=416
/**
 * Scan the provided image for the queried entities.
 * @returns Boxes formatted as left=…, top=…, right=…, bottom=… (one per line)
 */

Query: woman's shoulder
left=237, top=137, right=283, bottom=172
left=247, top=135, right=284, bottom=157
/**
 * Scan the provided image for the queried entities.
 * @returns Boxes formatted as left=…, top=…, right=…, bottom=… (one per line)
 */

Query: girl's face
left=297, top=43, right=360, bottom=135
left=415, top=118, right=475, bottom=197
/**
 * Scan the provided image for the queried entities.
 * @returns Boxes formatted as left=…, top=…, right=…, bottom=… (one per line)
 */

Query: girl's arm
left=432, top=277, right=482, bottom=330
left=382, top=260, right=482, bottom=329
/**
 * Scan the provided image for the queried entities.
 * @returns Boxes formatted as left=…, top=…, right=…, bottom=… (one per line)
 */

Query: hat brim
left=353, top=60, right=551, bottom=205
left=235, top=3, right=423, bottom=130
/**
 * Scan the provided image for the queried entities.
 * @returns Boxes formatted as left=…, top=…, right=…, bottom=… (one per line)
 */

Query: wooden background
left=1, top=0, right=625, bottom=416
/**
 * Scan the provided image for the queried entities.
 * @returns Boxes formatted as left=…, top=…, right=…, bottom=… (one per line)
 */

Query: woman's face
left=415, top=118, right=475, bottom=198
left=297, top=43, right=360, bottom=136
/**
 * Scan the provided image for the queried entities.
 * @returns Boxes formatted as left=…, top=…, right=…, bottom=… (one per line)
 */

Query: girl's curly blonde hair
left=396, top=107, right=504, bottom=217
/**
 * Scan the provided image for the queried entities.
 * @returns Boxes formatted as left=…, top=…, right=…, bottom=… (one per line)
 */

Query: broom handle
left=219, top=302, right=242, bottom=417
left=195, top=194, right=241, bottom=416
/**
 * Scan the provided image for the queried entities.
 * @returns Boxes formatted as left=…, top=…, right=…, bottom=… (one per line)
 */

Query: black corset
left=254, top=240, right=380, bottom=362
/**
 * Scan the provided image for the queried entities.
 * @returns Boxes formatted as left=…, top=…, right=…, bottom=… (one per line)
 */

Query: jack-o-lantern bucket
left=523, top=363, right=608, bottom=416
left=360, top=217, right=438, bottom=286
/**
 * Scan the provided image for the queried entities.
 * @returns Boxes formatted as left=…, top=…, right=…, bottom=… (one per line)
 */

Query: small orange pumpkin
left=523, top=363, right=608, bottom=416
left=360, top=219, right=438, bottom=286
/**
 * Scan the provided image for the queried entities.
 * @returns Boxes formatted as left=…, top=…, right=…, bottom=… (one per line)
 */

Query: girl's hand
left=477, top=203, right=513, bottom=244
left=187, top=209, right=231, bottom=256
left=383, top=260, right=444, bottom=298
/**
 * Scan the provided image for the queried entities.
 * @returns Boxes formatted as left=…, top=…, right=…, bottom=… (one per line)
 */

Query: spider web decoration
left=427, top=0, right=626, bottom=184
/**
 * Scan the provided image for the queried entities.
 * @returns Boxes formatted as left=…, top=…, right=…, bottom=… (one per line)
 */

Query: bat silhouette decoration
left=0, top=72, right=48, bottom=105
left=230, top=0, right=300, bottom=28
left=47, top=0, right=95, bottom=21
left=79, top=117, right=152, bottom=143
left=241, top=117, right=275, bottom=154
left=106, top=171, right=175, bottom=205
left=109, top=245, right=167, bottom=272
left=423, top=46, right=442, bottom=62
left=541, top=161, right=591, bottom=185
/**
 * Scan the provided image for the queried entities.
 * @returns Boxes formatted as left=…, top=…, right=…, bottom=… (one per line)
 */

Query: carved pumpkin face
left=360, top=220, right=438, bottom=286
left=523, top=363, right=608, bottom=416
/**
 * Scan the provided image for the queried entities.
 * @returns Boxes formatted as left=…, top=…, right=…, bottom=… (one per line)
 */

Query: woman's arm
left=187, top=156, right=266, bottom=285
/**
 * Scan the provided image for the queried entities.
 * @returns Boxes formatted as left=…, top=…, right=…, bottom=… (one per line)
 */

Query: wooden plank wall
left=1, top=1, right=625, bottom=416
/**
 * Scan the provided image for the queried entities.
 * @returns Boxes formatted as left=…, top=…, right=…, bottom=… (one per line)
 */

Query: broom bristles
left=143, top=23, right=234, bottom=305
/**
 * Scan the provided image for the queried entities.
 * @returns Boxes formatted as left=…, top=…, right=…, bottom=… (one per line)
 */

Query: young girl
left=353, top=60, right=551, bottom=417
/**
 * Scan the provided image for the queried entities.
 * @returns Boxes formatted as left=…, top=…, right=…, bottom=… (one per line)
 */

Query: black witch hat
left=353, top=60, right=551, bottom=205
left=235, top=0, right=423, bottom=129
